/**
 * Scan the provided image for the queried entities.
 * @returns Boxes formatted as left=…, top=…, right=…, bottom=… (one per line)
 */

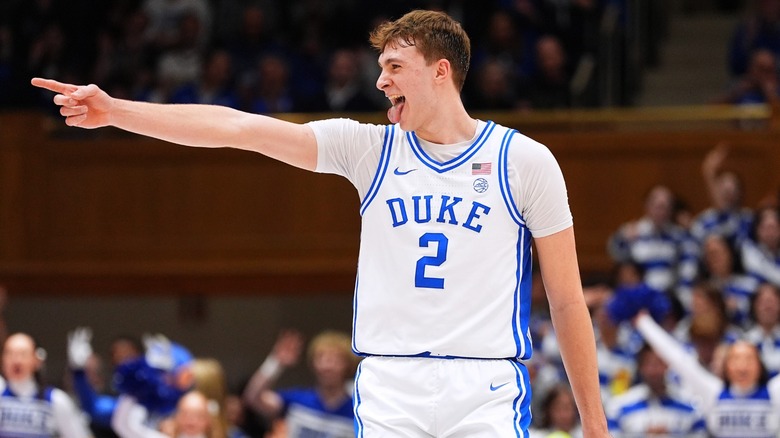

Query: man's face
left=2, top=334, right=41, bottom=383
left=376, top=42, right=435, bottom=132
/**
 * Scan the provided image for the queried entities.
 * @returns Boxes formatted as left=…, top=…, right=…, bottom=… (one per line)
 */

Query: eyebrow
left=378, top=56, right=403, bottom=68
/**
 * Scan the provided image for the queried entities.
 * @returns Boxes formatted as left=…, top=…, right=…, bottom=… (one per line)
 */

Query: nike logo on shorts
left=490, top=381, right=510, bottom=391
left=393, top=167, right=417, bottom=175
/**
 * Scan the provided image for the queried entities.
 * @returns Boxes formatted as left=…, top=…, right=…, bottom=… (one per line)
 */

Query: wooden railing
left=1, top=104, right=778, bottom=294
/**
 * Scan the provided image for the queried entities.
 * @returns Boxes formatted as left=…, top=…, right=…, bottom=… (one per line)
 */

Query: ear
left=433, top=58, right=451, bottom=84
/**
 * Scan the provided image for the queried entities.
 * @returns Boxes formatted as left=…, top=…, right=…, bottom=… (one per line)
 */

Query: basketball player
left=31, top=9, right=608, bottom=437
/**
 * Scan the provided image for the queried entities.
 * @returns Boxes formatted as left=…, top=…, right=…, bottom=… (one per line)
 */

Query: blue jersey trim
left=353, top=361, right=365, bottom=438
left=510, top=360, right=532, bottom=437
left=498, top=129, right=524, bottom=226
left=360, top=125, right=394, bottom=215
left=408, top=121, right=496, bottom=173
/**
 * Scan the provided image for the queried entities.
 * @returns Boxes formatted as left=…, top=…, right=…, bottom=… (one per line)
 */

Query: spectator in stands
left=142, top=0, right=212, bottom=51
left=170, top=48, right=239, bottom=108
left=225, top=4, right=287, bottom=85
left=672, top=283, right=743, bottom=375
left=635, top=311, right=780, bottom=438
left=697, top=234, right=759, bottom=327
left=111, top=334, right=195, bottom=437
left=92, top=7, right=156, bottom=102
left=469, top=9, right=535, bottom=92
left=740, top=205, right=780, bottom=287
left=243, top=329, right=357, bottom=438
left=520, top=34, right=572, bottom=109
left=0, top=332, right=92, bottom=437
left=322, top=48, right=380, bottom=112
left=244, top=53, right=303, bottom=114
left=528, top=384, right=583, bottom=438
left=607, top=185, right=699, bottom=304
left=743, top=282, right=780, bottom=377
left=465, top=57, right=519, bottom=110
left=154, top=10, right=207, bottom=103
left=715, top=48, right=780, bottom=105
left=605, top=344, right=707, bottom=437
left=690, top=143, right=753, bottom=246
left=67, top=328, right=143, bottom=438
left=728, top=0, right=780, bottom=77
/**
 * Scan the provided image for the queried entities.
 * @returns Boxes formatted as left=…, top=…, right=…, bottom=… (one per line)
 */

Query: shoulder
left=500, top=127, right=556, bottom=161
left=307, top=118, right=387, bottom=141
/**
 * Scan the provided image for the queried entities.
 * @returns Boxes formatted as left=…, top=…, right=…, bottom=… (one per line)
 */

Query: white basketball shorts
left=353, top=356, right=533, bottom=437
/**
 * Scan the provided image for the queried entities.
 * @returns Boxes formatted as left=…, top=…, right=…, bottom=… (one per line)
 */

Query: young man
left=32, top=9, right=608, bottom=437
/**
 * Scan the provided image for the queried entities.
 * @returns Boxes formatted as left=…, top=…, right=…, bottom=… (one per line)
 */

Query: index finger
left=30, top=77, right=78, bottom=95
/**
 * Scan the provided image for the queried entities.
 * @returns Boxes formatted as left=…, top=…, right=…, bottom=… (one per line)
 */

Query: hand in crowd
left=66, top=327, right=93, bottom=370
left=271, top=329, right=304, bottom=367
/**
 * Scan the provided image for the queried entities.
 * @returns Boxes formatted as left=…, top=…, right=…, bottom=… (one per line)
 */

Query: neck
left=9, top=378, right=38, bottom=397
left=415, top=108, right=477, bottom=145
left=415, top=91, right=477, bottom=145
left=317, top=384, right=349, bottom=409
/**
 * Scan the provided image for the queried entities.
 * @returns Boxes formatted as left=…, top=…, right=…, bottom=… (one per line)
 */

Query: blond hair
left=369, top=10, right=471, bottom=91
left=307, top=330, right=360, bottom=375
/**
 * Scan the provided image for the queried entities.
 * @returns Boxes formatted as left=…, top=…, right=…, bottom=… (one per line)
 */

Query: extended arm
left=634, top=313, right=723, bottom=399
left=535, top=227, right=609, bottom=437
left=242, top=330, right=304, bottom=418
left=30, top=78, right=318, bottom=171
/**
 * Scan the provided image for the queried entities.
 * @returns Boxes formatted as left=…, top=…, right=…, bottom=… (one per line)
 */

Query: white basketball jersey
left=352, top=121, right=533, bottom=359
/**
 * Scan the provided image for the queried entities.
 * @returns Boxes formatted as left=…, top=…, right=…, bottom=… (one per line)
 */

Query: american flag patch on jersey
left=472, top=162, right=492, bottom=175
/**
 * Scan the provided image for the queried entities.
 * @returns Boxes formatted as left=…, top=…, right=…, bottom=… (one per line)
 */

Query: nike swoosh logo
left=393, top=167, right=417, bottom=175
left=490, top=382, right=510, bottom=391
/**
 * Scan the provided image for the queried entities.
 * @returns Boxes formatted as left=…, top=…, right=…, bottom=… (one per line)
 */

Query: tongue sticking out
left=387, top=100, right=404, bottom=124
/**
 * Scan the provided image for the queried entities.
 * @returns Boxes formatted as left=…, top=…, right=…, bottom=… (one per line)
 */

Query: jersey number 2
left=415, top=232, right=448, bottom=289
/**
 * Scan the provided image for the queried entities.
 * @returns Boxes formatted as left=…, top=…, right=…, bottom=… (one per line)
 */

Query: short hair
left=307, top=330, right=359, bottom=375
left=369, top=10, right=471, bottom=91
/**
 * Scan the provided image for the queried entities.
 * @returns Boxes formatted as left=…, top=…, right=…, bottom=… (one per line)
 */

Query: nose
left=376, top=70, right=389, bottom=91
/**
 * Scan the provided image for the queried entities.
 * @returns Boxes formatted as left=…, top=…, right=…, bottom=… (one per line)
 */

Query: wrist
left=258, top=355, right=284, bottom=381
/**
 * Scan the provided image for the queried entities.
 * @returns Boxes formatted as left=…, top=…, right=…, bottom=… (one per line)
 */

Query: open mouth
left=387, top=95, right=406, bottom=124
left=389, top=95, right=405, bottom=106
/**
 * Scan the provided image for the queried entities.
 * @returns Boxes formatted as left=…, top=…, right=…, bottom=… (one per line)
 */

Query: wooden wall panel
left=1, top=111, right=778, bottom=294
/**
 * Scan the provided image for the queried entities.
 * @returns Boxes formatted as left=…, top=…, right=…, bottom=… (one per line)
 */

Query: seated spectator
left=243, top=53, right=296, bottom=113
left=728, top=0, right=780, bottom=77
left=0, top=333, right=92, bottom=437
left=740, top=205, right=780, bottom=287
left=466, top=57, right=519, bottom=110
left=323, top=48, right=380, bottom=112
left=714, top=48, right=780, bottom=105
left=672, top=283, right=744, bottom=367
left=697, top=234, right=759, bottom=327
left=170, top=48, right=239, bottom=108
left=142, top=0, right=212, bottom=51
left=605, top=344, right=707, bottom=437
left=519, top=34, right=572, bottom=109
left=743, top=283, right=780, bottom=377
left=154, top=10, right=207, bottom=103
left=607, top=185, right=698, bottom=304
left=528, top=385, right=583, bottom=438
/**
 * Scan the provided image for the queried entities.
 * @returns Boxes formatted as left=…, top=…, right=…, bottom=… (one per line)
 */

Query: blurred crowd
left=2, top=145, right=780, bottom=436
left=1, top=0, right=646, bottom=112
